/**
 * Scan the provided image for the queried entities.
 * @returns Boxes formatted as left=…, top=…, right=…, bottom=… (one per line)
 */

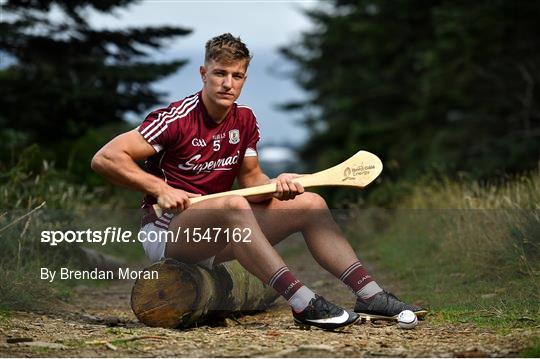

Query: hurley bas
left=40, top=267, right=158, bottom=282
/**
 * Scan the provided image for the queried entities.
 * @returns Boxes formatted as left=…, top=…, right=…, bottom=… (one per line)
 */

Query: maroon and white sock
left=339, top=261, right=382, bottom=301
left=268, top=266, right=315, bottom=313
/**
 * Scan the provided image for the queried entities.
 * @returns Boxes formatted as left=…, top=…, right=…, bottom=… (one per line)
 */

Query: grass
left=0, top=309, right=11, bottom=325
left=61, top=339, right=87, bottom=348
left=105, top=327, right=133, bottom=336
left=520, top=336, right=540, bottom=357
left=0, top=145, right=144, bottom=310
left=347, top=172, right=539, bottom=332
left=0, top=266, right=73, bottom=311
left=32, top=347, right=51, bottom=354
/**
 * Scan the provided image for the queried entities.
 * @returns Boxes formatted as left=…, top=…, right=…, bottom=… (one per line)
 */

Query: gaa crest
left=228, top=129, right=240, bottom=144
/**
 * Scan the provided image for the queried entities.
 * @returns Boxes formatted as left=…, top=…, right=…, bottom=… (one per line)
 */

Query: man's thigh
left=250, top=197, right=311, bottom=242
left=164, top=196, right=250, bottom=263
left=213, top=197, right=313, bottom=264
left=166, top=194, right=318, bottom=264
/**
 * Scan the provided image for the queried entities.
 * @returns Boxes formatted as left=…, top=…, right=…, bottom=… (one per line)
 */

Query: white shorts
left=139, top=222, right=215, bottom=270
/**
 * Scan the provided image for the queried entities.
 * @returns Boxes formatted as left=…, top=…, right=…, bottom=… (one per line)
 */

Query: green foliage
left=0, top=146, right=144, bottom=310
left=0, top=1, right=190, bottom=308
left=347, top=172, right=540, bottom=328
left=0, top=146, right=92, bottom=309
left=62, top=121, right=134, bottom=186
left=520, top=338, right=540, bottom=358
left=0, top=0, right=191, bottom=171
left=0, top=265, right=69, bottom=311
left=282, top=0, right=540, bottom=204
left=0, top=309, right=11, bottom=324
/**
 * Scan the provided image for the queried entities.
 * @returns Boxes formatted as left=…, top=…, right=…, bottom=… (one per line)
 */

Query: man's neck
left=202, top=91, right=230, bottom=124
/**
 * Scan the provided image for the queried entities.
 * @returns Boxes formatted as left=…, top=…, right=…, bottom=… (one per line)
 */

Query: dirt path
left=0, top=242, right=535, bottom=357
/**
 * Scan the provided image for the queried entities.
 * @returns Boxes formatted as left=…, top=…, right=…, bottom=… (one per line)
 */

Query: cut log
left=130, top=259, right=279, bottom=328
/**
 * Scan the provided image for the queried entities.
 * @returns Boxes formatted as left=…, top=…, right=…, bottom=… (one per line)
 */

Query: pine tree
left=281, top=0, right=540, bottom=204
left=0, top=0, right=191, bottom=166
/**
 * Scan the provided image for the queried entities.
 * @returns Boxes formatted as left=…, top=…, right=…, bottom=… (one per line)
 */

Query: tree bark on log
left=130, top=259, right=279, bottom=328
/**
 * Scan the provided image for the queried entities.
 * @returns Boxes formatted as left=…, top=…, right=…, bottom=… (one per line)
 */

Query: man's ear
left=200, top=65, right=207, bottom=82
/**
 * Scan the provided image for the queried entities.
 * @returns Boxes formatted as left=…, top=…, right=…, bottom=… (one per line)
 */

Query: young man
left=92, top=33, right=426, bottom=330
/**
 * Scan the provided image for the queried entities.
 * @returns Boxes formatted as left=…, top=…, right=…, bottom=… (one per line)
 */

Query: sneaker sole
left=356, top=310, right=429, bottom=322
left=294, top=315, right=360, bottom=331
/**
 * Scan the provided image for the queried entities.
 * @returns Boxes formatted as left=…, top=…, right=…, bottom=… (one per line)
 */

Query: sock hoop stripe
left=339, top=262, right=363, bottom=281
left=268, top=267, right=289, bottom=287
left=339, top=262, right=361, bottom=281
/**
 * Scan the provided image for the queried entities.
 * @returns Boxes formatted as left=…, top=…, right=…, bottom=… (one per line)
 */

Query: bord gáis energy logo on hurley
left=342, top=162, right=376, bottom=181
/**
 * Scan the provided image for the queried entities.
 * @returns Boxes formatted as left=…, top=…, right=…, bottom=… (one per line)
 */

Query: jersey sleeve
left=245, top=112, right=260, bottom=157
left=137, top=104, right=177, bottom=153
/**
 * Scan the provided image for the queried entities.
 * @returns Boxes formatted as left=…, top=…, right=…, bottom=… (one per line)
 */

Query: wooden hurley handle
left=153, top=150, right=382, bottom=218
left=190, top=182, right=278, bottom=204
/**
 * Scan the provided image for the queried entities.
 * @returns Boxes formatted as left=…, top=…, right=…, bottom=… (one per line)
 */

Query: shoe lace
left=311, top=295, right=342, bottom=317
left=381, top=290, right=405, bottom=312
left=382, top=290, right=423, bottom=312
left=383, top=291, right=401, bottom=301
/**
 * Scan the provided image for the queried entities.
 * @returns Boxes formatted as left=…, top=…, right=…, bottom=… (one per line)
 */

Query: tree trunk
left=130, top=259, right=279, bottom=328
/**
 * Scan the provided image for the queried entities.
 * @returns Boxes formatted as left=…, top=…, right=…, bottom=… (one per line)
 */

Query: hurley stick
left=153, top=150, right=382, bottom=217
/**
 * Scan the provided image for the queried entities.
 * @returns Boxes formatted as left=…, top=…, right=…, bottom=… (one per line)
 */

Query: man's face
left=200, top=59, right=248, bottom=109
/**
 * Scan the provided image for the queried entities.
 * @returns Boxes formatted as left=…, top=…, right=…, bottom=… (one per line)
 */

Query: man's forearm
left=91, top=151, right=167, bottom=198
left=242, top=172, right=271, bottom=187
left=241, top=172, right=273, bottom=203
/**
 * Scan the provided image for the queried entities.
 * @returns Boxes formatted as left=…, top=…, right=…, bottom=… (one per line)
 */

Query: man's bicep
left=103, top=129, right=157, bottom=161
left=127, top=130, right=159, bottom=160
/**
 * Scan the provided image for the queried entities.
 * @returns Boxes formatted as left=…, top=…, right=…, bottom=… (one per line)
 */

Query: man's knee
left=294, top=192, right=328, bottom=210
left=222, top=195, right=251, bottom=210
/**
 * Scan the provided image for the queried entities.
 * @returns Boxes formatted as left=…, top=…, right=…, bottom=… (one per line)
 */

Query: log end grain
left=130, top=259, right=199, bottom=328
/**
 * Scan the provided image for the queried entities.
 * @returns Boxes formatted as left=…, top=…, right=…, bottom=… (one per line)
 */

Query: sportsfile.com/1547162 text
left=40, top=227, right=252, bottom=246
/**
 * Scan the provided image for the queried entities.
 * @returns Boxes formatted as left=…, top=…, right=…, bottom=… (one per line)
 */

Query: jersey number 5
left=213, top=139, right=220, bottom=152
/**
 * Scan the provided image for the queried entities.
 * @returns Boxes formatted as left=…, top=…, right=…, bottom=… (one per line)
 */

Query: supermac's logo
left=178, top=151, right=240, bottom=174
left=229, top=129, right=240, bottom=144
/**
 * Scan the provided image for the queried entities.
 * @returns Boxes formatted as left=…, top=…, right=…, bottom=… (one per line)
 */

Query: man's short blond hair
left=205, top=33, right=252, bottom=67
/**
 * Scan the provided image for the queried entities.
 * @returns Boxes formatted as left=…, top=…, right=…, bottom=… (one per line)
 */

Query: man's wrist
left=149, top=180, right=170, bottom=198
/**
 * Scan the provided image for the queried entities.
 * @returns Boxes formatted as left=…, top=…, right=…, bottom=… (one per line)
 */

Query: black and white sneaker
left=354, top=291, right=428, bottom=321
left=293, top=295, right=359, bottom=330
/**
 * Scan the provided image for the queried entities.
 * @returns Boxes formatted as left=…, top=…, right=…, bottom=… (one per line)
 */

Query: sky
left=89, top=0, right=322, bottom=147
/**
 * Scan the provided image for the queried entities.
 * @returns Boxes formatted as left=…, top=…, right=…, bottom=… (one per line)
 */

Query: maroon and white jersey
left=137, top=91, right=260, bottom=213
